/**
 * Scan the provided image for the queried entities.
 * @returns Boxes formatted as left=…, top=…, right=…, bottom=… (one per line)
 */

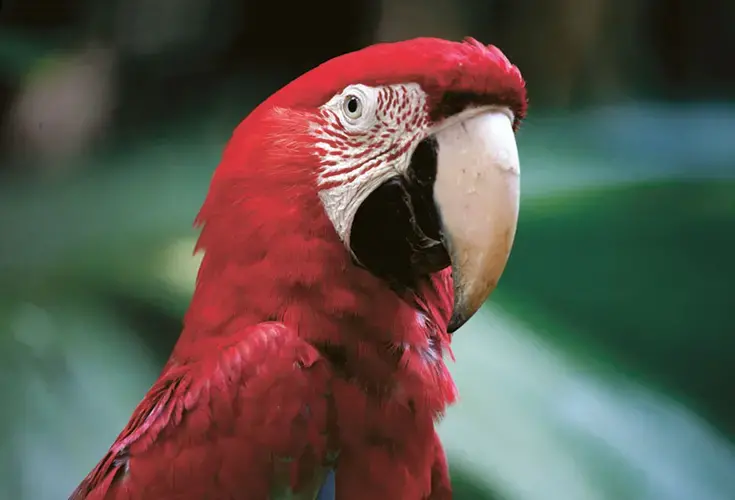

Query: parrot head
left=193, top=37, right=526, bottom=346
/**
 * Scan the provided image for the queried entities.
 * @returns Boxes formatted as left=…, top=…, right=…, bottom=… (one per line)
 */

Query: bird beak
left=431, top=107, right=521, bottom=333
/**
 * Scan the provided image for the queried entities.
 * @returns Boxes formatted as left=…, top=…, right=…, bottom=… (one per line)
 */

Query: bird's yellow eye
left=342, top=94, right=363, bottom=120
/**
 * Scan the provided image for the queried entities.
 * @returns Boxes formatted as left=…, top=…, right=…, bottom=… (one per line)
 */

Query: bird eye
left=342, top=94, right=363, bottom=120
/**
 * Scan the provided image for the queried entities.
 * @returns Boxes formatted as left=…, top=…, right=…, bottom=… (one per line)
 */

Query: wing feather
left=71, top=322, right=334, bottom=500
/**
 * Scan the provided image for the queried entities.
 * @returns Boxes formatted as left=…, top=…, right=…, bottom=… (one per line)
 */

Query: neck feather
left=172, top=114, right=455, bottom=406
left=177, top=187, right=453, bottom=392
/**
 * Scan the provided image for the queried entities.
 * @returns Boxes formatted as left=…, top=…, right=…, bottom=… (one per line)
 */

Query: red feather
left=267, top=37, right=526, bottom=128
left=71, top=323, right=334, bottom=499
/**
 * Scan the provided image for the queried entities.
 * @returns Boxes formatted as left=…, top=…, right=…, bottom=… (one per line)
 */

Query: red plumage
left=71, top=37, right=526, bottom=499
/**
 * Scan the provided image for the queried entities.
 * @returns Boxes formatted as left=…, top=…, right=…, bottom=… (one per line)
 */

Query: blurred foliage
left=502, top=180, right=735, bottom=438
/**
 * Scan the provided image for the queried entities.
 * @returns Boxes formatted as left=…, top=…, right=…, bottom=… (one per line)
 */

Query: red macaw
left=71, top=37, right=527, bottom=500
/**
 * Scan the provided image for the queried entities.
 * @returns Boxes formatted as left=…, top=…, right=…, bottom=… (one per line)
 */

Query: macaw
left=71, top=37, right=527, bottom=500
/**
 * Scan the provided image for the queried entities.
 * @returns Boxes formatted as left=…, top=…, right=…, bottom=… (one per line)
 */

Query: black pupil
left=346, top=97, right=359, bottom=114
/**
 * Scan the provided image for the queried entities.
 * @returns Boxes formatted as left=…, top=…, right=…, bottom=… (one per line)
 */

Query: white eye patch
left=323, top=84, right=380, bottom=133
left=313, top=83, right=430, bottom=244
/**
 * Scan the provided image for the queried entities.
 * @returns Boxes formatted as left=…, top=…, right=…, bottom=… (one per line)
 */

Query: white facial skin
left=314, top=83, right=429, bottom=244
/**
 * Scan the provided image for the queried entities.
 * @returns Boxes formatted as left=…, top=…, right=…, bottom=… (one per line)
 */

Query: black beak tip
left=447, top=310, right=467, bottom=334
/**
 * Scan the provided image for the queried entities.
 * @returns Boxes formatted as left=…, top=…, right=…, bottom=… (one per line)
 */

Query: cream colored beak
left=432, top=107, right=521, bottom=332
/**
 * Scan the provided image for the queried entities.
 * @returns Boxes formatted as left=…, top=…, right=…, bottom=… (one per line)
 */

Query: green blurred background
left=0, top=1, right=734, bottom=499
